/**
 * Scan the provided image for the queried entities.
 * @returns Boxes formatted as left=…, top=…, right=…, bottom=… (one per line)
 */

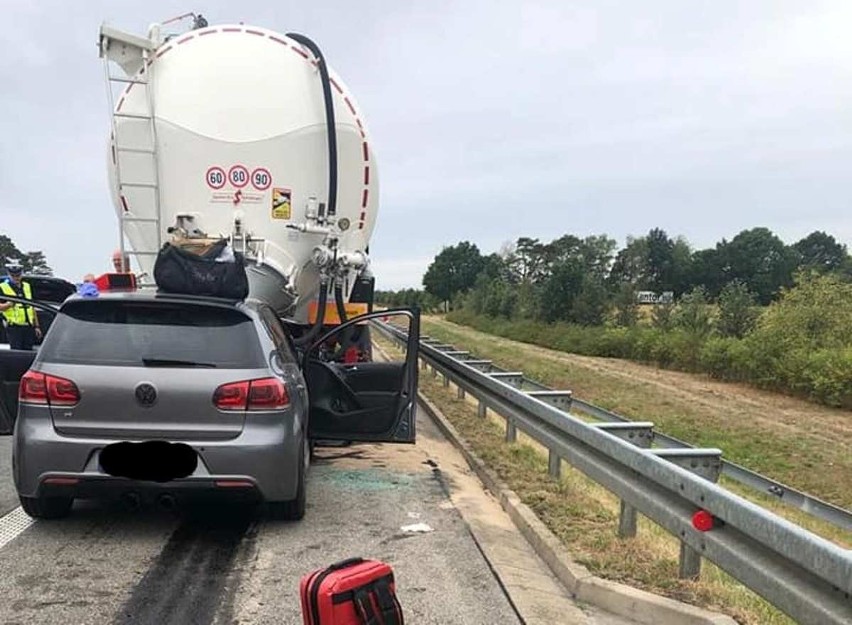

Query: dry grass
left=414, top=367, right=795, bottom=625
left=371, top=329, right=841, bottom=624
left=419, top=316, right=852, bottom=548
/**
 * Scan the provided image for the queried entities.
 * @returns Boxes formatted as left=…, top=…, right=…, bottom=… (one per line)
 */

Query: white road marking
left=0, top=507, right=34, bottom=550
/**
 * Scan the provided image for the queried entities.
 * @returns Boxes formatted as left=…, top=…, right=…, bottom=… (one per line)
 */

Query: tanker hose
left=286, top=32, right=337, bottom=219
left=294, top=281, right=329, bottom=348
left=334, top=283, right=349, bottom=325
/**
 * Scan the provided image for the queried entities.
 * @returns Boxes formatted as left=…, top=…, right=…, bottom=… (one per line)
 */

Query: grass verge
left=420, top=316, right=852, bottom=546
left=381, top=340, right=796, bottom=624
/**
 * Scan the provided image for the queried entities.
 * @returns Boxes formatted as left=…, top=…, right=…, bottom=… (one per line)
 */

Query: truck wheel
left=20, top=495, right=73, bottom=519
left=269, top=436, right=307, bottom=521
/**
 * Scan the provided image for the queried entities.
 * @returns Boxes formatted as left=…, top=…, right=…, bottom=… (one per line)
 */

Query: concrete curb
left=418, top=391, right=738, bottom=625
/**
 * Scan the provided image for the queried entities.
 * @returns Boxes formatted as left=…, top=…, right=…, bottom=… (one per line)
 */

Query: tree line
left=0, top=234, right=52, bottom=275
left=376, top=227, right=852, bottom=408
left=383, top=227, right=849, bottom=325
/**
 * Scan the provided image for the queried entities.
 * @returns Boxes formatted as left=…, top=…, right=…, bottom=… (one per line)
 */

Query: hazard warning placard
left=272, top=188, right=292, bottom=219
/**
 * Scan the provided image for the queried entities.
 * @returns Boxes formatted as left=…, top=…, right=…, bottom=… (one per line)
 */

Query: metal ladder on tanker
left=101, top=33, right=163, bottom=286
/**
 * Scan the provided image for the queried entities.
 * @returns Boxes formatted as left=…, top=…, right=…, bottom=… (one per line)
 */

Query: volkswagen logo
left=135, top=383, right=158, bottom=407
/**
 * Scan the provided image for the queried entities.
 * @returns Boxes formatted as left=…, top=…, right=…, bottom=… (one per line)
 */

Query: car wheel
left=269, top=436, right=307, bottom=521
left=19, top=495, right=73, bottom=519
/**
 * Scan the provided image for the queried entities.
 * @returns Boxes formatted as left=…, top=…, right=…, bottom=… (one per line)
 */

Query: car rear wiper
left=141, top=358, right=217, bottom=368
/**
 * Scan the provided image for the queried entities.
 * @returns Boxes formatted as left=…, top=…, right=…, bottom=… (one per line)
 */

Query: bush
left=446, top=273, right=852, bottom=409
left=802, top=348, right=852, bottom=408
left=699, top=337, right=747, bottom=380
left=717, top=280, right=758, bottom=338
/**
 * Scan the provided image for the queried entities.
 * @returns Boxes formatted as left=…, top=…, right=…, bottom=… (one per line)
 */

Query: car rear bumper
left=36, top=475, right=265, bottom=506
left=14, top=411, right=304, bottom=503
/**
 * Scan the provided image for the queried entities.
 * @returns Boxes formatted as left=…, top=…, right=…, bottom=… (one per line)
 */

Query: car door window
left=259, top=306, right=298, bottom=364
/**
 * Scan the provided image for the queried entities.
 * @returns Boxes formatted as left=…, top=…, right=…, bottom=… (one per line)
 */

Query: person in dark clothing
left=0, top=262, right=42, bottom=350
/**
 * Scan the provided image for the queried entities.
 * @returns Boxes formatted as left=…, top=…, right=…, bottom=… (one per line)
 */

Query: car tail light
left=247, top=378, right=290, bottom=410
left=20, top=371, right=80, bottom=407
left=213, top=378, right=289, bottom=411
left=213, top=381, right=250, bottom=411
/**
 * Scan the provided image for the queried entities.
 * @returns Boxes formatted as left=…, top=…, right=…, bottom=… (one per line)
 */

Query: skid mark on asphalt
left=114, top=508, right=257, bottom=625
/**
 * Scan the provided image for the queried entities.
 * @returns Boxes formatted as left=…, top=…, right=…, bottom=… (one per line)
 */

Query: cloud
left=2, top=0, right=850, bottom=290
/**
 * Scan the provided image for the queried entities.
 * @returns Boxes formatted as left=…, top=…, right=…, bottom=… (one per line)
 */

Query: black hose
left=334, top=283, right=349, bottom=324
left=329, top=284, right=353, bottom=358
left=286, top=33, right=337, bottom=218
left=294, top=282, right=328, bottom=347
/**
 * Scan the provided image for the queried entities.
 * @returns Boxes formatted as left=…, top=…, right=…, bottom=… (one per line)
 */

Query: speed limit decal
left=251, top=167, right=272, bottom=191
left=206, top=164, right=273, bottom=205
left=206, top=166, right=226, bottom=189
left=228, top=165, right=249, bottom=188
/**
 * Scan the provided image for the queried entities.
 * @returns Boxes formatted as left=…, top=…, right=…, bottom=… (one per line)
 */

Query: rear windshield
left=38, top=301, right=264, bottom=369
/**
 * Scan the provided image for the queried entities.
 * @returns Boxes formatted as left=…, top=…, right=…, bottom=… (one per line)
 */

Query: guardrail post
left=651, top=448, right=723, bottom=580
left=442, top=373, right=450, bottom=388
left=618, top=500, right=637, bottom=537
left=457, top=385, right=465, bottom=399
left=548, top=450, right=561, bottom=478
left=505, top=418, right=517, bottom=443
left=679, top=542, right=702, bottom=580
left=592, top=422, right=655, bottom=539
left=477, top=400, right=486, bottom=418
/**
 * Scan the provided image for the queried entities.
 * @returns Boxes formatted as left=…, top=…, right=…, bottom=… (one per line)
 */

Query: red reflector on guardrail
left=692, top=510, right=715, bottom=532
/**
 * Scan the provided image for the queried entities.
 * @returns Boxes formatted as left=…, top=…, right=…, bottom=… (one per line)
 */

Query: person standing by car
left=0, top=262, right=42, bottom=350
left=112, top=249, right=131, bottom=273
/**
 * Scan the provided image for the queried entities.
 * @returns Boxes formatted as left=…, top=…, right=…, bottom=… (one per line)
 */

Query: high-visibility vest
left=0, top=281, right=36, bottom=326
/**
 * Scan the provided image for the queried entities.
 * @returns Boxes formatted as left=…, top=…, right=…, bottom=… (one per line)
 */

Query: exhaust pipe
left=158, top=493, right=178, bottom=512
left=121, top=492, right=141, bottom=511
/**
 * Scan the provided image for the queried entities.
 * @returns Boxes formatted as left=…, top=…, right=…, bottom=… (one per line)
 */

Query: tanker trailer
left=99, top=14, right=377, bottom=357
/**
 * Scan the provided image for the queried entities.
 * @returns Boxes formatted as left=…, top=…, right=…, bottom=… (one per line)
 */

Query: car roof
left=2, top=275, right=77, bottom=304
left=60, top=289, right=256, bottom=312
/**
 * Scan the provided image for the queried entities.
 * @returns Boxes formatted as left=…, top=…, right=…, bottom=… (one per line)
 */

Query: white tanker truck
left=99, top=13, right=379, bottom=358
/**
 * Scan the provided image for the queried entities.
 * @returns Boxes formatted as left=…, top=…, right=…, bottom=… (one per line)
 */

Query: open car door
left=304, top=308, right=419, bottom=443
left=0, top=294, right=63, bottom=434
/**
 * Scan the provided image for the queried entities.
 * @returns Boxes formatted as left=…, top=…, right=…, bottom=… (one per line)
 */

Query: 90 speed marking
left=251, top=167, right=272, bottom=191
left=206, top=166, right=226, bottom=189
left=228, top=165, right=249, bottom=188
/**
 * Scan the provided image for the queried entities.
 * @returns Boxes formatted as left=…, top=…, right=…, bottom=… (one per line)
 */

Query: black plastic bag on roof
left=153, top=240, right=249, bottom=300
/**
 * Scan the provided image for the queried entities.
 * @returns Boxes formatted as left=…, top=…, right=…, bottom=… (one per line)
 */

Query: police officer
left=0, top=262, right=42, bottom=350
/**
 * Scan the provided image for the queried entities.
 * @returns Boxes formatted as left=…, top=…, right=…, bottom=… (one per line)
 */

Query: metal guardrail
left=427, top=337, right=852, bottom=533
left=374, top=321, right=852, bottom=625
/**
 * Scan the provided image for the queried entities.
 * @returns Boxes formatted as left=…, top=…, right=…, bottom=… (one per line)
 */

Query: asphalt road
left=0, top=410, right=522, bottom=624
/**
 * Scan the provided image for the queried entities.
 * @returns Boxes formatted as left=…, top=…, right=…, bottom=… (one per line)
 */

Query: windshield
left=38, top=300, right=264, bottom=368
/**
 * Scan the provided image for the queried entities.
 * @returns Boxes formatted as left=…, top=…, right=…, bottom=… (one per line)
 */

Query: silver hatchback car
left=3, top=291, right=418, bottom=520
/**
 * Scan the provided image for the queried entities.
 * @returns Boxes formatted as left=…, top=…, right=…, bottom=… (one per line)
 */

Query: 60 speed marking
left=206, top=166, right=226, bottom=190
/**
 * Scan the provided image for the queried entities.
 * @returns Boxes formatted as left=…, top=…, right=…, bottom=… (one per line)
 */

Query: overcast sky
left=2, top=1, right=851, bottom=289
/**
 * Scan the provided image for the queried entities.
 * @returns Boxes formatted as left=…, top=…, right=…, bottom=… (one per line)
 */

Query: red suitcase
left=300, top=558, right=404, bottom=625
